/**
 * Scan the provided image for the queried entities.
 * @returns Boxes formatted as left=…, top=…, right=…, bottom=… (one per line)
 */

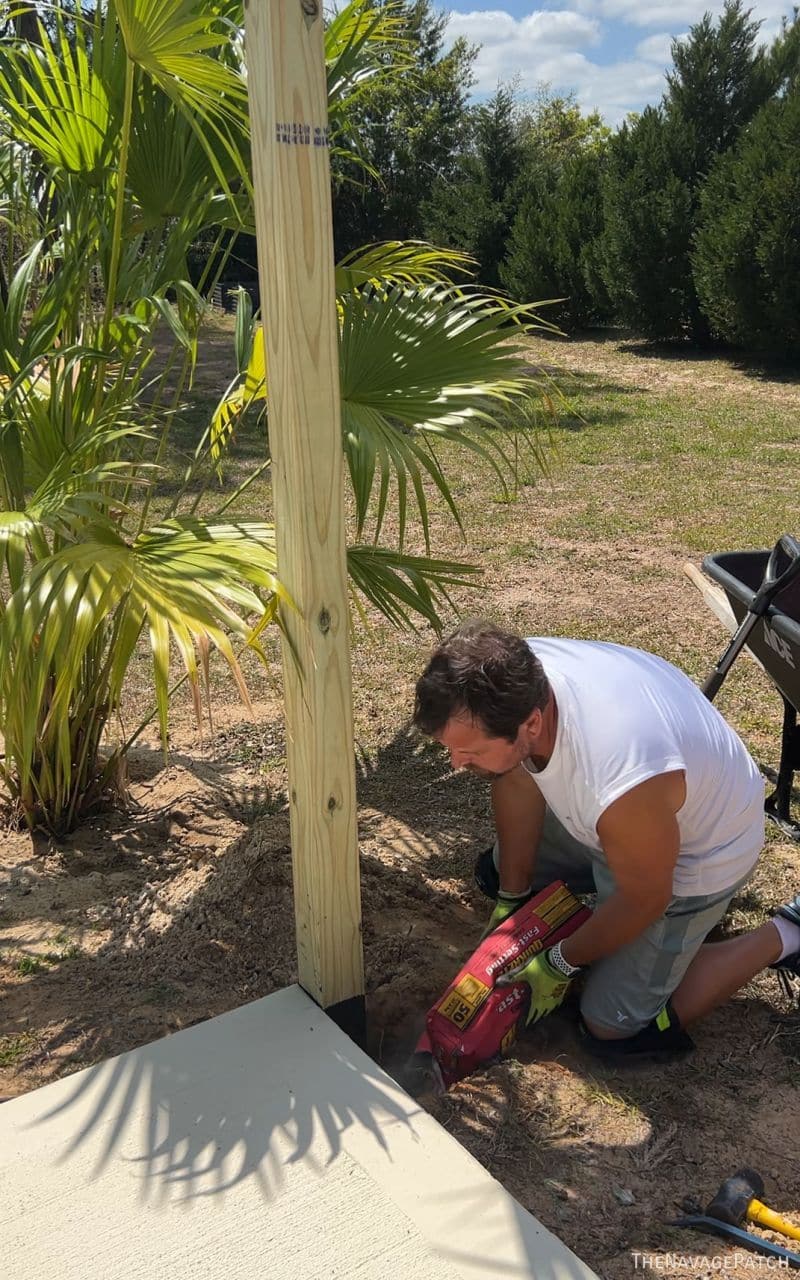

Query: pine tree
left=331, top=1, right=475, bottom=258
left=501, top=147, right=611, bottom=327
left=422, top=86, right=524, bottom=289
left=666, top=2, right=773, bottom=170
left=693, top=86, right=800, bottom=354
left=598, top=0, right=778, bottom=341
left=596, top=108, right=697, bottom=338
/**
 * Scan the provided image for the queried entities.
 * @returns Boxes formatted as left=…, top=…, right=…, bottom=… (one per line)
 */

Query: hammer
left=670, top=1169, right=800, bottom=1268
left=707, top=1169, right=800, bottom=1242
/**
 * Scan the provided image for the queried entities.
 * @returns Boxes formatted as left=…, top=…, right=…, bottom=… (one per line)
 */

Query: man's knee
left=578, top=1000, right=694, bottom=1059
left=578, top=982, right=650, bottom=1040
left=580, top=1013, right=630, bottom=1041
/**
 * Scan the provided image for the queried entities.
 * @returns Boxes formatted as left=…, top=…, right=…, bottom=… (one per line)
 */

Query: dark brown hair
left=413, top=620, right=550, bottom=741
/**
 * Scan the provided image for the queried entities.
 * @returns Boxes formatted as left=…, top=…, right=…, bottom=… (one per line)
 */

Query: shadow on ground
left=613, top=336, right=800, bottom=389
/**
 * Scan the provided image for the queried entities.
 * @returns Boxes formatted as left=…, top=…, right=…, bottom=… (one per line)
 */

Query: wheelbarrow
left=695, top=534, right=800, bottom=841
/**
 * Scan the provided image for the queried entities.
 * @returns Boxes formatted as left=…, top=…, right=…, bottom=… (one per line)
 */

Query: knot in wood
left=327, top=794, right=338, bottom=812
left=318, top=607, right=331, bottom=634
left=301, top=0, right=319, bottom=15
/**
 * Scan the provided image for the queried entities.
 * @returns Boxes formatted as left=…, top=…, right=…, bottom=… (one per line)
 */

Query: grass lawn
left=2, top=323, right=799, bottom=1278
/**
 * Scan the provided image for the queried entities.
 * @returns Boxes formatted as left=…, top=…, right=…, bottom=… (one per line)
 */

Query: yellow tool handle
left=748, top=1198, right=800, bottom=1241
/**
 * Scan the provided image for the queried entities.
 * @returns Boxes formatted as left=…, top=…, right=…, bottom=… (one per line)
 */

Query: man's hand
left=480, top=890, right=530, bottom=941
left=496, top=948, right=573, bottom=1024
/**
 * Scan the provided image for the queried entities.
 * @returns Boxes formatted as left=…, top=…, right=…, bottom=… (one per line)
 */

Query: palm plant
left=0, top=0, right=556, bottom=834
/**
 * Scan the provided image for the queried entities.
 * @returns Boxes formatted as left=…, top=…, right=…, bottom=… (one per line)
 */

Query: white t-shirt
left=524, top=638, right=764, bottom=896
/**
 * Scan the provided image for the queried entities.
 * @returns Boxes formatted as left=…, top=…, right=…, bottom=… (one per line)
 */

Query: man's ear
left=521, top=706, right=542, bottom=738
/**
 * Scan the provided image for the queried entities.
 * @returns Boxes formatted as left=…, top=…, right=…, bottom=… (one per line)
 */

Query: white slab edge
left=0, top=984, right=598, bottom=1280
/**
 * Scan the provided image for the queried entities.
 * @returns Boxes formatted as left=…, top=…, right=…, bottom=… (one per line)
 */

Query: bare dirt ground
left=2, top=328, right=799, bottom=1279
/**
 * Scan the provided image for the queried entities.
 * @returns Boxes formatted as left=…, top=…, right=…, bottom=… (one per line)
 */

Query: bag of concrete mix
left=416, top=881, right=591, bottom=1089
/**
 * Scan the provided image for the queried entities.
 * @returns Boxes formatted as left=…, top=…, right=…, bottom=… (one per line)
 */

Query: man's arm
left=491, top=765, right=546, bottom=893
left=560, top=770, right=685, bottom=969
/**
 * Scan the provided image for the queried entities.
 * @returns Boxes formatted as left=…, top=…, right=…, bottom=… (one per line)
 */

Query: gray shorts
left=500, top=809, right=756, bottom=1034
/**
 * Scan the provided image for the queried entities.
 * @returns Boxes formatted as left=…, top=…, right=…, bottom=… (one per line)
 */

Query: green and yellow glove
left=480, top=889, right=530, bottom=941
left=496, top=947, right=574, bottom=1025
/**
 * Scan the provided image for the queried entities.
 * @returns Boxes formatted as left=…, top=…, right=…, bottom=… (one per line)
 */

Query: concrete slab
left=0, top=985, right=597, bottom=1279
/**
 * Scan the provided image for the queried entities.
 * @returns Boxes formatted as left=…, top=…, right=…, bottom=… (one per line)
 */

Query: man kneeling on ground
left=413, top=621, right=800, bottom=1059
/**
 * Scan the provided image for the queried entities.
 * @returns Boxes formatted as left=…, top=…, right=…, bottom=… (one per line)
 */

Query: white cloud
left=635, top=32, right=678, bottom=62
left=447, top=9, right=606, bottom=105
left=571, top=57, right=670, bottom=120
left=447, top=10, right=665, bottom=121
left=445, top=5, right=601, bottom=91
left=448, top=8, right=601, bottom=52
left=577, top=0, right=723, bottom=25
left=445, top=3, right=795, bottom=123
left=450, top=8, right=599, bottom=93
left=575, top=0, right=792, bottom=37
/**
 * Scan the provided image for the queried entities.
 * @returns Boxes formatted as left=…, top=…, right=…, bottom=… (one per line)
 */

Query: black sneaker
left=775, top=891, right=800, bottom=928
left=473, top=845, right=500, bottom=899
left=770, top=892, right=800, bottom=1000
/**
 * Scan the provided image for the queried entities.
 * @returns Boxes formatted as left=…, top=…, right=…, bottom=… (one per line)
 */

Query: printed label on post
left=275, top=121, right=330, bottom=147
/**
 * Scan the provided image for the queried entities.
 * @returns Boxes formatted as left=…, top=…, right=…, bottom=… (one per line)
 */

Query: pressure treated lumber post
left=244, top=0, right=365, bottom=1039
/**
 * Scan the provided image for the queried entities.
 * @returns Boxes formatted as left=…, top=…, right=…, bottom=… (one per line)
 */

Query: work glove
left=496, top=948, right=573, bottom=1025
left=480, top=889, right=530, bottom=941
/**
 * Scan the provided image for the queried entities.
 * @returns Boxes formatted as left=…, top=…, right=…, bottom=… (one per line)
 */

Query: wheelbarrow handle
left=756, top=533, right=800, bottom=609
left=703, top=534, right=800, bottom=702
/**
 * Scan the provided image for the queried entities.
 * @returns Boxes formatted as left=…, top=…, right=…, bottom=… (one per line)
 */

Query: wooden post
left=244, top=0, right=365, bottom=1040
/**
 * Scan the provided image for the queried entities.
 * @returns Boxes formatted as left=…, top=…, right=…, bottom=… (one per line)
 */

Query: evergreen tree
left=767, top=6, right=800, bottom=90
left=693, top=86, right=800, bottom=354
left=422, top=85, right=523, bottom=288
left=499, top=93, right=610, bottom=325
left=331, top=1, right=474, bottom=258
left=666, top=1, right=773, bottom=170
left=424, top=87, right=608, bottom=295
left=501, top=146, right=611, bottom=327
left=598, top=108, right=697, bottom=338
left=598, top=1, right=778, bottom=341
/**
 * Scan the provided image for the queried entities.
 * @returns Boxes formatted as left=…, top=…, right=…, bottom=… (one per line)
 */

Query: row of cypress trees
left=500, top=3, right=800, bottom=352
left=333, top=1, right=800, bottom=355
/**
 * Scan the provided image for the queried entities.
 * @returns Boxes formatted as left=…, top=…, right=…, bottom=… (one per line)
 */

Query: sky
left=442, top=1, right=796, bottom=124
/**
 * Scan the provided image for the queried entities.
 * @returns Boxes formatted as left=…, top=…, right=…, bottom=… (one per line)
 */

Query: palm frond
left=233, top=286, right=254, bottom=372
left=115, top=0, right=241, bottom=81
left=3, top=348, right=144, bottom=491
left=326, top=0, right=411, bottom=116
left=335, top=241, right=474, bottom=294
left=340, top=284, right=558, bottom=543
left=127, top=81, right=219, bottom=227
left=209, top=323, right=265, bottom=469
left=115, top=0, right=250, bottom=197
left=0, top=249, right=98, bottom=377
left=347, top=544, right=480, bottom=633
left=0, top=13, right=115, bottom=180
left=0, top=510, right=41, bottom=597
left=325, top=0, right=412, bottom=168
left=0, top=517, right=288, bottom=821
left=0, top=241, right=46, bottom=375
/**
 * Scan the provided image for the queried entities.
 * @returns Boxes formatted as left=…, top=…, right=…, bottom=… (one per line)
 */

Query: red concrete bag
left=417, top=881, right=592, bottom=1089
